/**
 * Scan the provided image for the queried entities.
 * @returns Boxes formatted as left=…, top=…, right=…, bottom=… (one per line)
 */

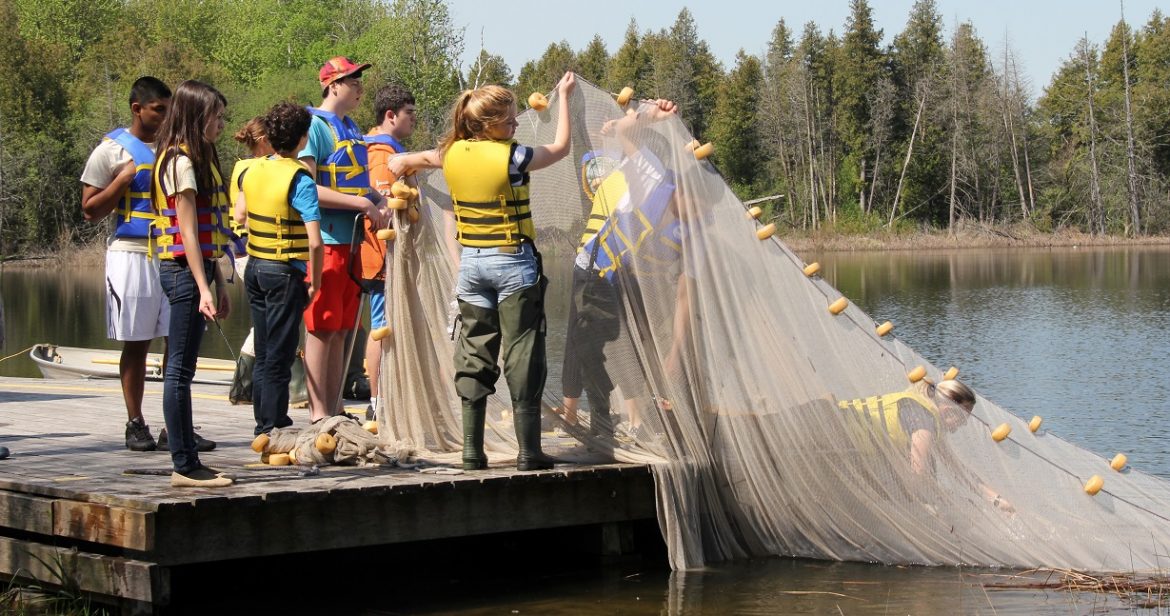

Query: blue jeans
left=159, top=259, right=213, bottom=474
left=456, top=244, right=539, bottom=309
left=245, top=258, right=309, bottom=435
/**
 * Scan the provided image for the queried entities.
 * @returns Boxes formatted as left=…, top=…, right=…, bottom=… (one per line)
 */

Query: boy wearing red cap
left=299, top=57, right=388, bottom=421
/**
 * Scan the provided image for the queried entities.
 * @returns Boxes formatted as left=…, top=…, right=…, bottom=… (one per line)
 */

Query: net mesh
left=379, top=76, right=1170, bottom=572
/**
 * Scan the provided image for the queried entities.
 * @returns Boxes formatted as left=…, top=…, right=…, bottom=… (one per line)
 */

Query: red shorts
left=304, top=245, right=361, bottom=333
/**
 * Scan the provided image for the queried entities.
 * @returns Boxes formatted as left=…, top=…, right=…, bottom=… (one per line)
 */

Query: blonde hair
left=936, top=379, right=976, bottom=411
left=438, top=85, right=515, bottom=154
left=233, top=117, right=267, bottom=156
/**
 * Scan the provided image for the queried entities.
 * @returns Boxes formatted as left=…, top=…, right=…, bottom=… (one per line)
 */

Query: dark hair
left=373, top=83, right=415, bottom=123
left=153, top=80, right=227, bottom=197
left=129, top=76, right=171, bottom=107
left=263, top=102, right=311, bottom=154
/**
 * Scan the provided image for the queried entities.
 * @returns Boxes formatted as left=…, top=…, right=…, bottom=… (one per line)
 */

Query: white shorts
left=105, top=249, right=169, bottom=341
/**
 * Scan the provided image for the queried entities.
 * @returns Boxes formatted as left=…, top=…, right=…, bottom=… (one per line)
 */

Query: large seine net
left=378, top=76, right=1170, bottom=571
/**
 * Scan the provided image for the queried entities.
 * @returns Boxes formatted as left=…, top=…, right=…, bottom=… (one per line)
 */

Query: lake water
left=2, top=245, right=1168, bottom=614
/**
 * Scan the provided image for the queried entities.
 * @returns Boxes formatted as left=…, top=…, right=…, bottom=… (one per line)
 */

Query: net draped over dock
left=379, top=77, right=1170, bottom=571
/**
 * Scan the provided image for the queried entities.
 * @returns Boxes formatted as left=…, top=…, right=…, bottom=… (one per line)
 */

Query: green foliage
left=515, top=41, right=576, bottom=101
left=710, top=51, right=763, bottom=186
left=466, top=49, right=513, bottom=89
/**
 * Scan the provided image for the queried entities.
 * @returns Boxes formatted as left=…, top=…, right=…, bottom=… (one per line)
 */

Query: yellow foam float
left=907, top=365, right=926, bottom=383
left=685, top=139, right=700, bottom=152
left=268, top=453, right=290, bottom=467
left=387, top=197, right=408, bottom=210
left=1110, top=453, right=1127, bottom=472
left=991, top=423, right=1011, bottom=442
left=803, top=262, right=821, bottom=277
left=251, top=433, right=269, bottom=453
left=943, top=366, right=959, bottom=381
left=1084, top=475, right=1104, bottom=496
left=315, top=432, right=337, bottom=455
left=828, top=297, right=848, bottom=315
left=693, top=142, right=714, bottom=160
left=371, top=326, right=392, bottom=341
left=756, top=223, right=776, bottom=240
left=1029, top=416, right=1043, bottom=433
left=527, top=92, right=548, bottom=111
left=391, top=181, right=413, bottom=200
left=875, top=321, right=894, bottom=337
left=376, top=228, right=397, bottom=242
left=616, top=86, right=634, bottom=106
left=288, top=448, right=297, bottom=465
left=363, top=420, right=379, bottom=435
left=746, top=206, right=763, bottom=220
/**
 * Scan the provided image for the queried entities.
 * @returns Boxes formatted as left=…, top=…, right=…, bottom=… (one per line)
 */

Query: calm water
left=2, top=245, right=1169, bottom=614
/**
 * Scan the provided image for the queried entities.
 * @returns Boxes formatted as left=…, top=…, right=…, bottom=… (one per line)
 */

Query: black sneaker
left=125, top=418, right=157, bottom=452
left=365, top=404, right=376, bottom=421
left=157, top=428, right=217, bottom=452
left=0, top=446, right=9, bottom=460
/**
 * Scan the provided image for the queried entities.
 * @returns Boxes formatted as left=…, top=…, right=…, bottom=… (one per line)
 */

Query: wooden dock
left=0, top=377, right=656, bottom=612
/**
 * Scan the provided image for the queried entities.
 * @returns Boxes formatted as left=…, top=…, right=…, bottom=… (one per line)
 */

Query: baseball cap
left=319, top=56, right=371, bottom=90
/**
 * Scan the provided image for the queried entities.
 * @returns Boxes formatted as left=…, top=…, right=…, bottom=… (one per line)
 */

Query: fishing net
left=378, top=76, right=1170, bottom=572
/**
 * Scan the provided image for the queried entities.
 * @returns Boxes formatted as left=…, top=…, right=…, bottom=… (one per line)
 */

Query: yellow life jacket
left=229, top=157, right=260, bottom=243
left=837, top=390, right=940, bottom=452
left=443, top=139, right=534, bottom=247
left=242, top=157, right=311, bottom=262
left=150, top=146, right=234, bottom=260
left=580, top=170, right=627, bottom=248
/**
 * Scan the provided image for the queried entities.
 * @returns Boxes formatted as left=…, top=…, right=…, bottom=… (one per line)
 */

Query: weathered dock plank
left=0, top=376, right=658, bottom=606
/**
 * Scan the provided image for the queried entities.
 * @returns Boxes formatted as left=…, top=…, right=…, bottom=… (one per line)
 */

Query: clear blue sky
left=447, top=0, right=1163, bottom=96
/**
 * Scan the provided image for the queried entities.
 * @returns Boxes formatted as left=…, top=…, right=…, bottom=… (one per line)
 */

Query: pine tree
left=709, top=50, right=763, bottom=191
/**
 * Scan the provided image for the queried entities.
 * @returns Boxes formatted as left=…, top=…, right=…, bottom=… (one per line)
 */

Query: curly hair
left=263, top=102, right=312, bottom=154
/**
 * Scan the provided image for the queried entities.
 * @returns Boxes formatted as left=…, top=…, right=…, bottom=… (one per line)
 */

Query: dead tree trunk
left=889, top=89, right=926, bottom=228
left=1120, top=13, right=1142, bottom=234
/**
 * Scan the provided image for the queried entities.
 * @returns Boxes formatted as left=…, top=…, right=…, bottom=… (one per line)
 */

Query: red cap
left=319, top=56, right=371, bottom=90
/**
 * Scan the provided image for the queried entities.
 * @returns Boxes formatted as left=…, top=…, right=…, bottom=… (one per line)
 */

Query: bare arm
left=233, top=191, right=247, bottom=227
left=80, top=161, right=136, bottom=222
left=909, top=429, right=934, bottom=475
left=528, top=72, right=576, bottom=172
left=173, top=190, right=228, bottom=320
left=299, top=156, right=388, bottom=227
left=304, top=220, right=324, bottom=304
left=387, top=150, right=442, bottom=178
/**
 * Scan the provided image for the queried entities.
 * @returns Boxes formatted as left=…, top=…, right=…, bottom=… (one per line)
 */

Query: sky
left=445, top=0, right=1164, bottom=96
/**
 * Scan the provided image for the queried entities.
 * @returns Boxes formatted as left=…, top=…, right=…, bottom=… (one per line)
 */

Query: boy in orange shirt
left=362, top=83, right=416, bottom=420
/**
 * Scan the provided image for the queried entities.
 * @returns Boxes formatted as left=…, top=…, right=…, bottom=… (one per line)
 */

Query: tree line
left=2, top=0, right=1168, bottom=256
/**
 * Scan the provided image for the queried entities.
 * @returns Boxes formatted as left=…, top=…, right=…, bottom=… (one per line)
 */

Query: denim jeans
left=245, top=258, right=309, bottom=435
left=455, top=243, right=539, bottom=309
left=159, top=258, right=213, bottom=474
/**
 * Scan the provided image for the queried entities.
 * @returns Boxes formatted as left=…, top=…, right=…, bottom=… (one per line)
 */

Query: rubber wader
left=453, top=300, right=501, bottom=470
left=499, top=279, right=554, bottom=471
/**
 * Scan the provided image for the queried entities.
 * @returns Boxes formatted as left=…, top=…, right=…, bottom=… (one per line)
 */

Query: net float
left=315, top=432, right=337, bottom=455
left=828, top=297, right=848, bottom=315
left=992, top=423, right=1011, bottom=442
left=371, top=326, right=392, bottom=341
left=907, top=365, right=926, bottom=383
left=1084, top=475, right=1104, bottom=496
left=746, top=206, right=763, bottom=219
left=268, top=453, right=290, bottom=466
left=616, top=86, right=634, bottom=106
left=685, top=139, right=701, bottom=152
left=943, top=366, right=959, bottom=381
left=391, top=181, right=413, bottom=200
left=251, top=433, right=269, bottom=453
left=288, top=448, right=298, bottom=465
left=693, top=142, right=714, bottom=160
left=1029, top=416, right=1043, bottom=433
left=1110, top=453, right=1127, bottom=472
left=528, top=92, right=548, bottom=111
left=875, top=321, right=894, bottom=337
left=363, top=421, right=379, bottom=435
left=756, top=223, right=776, bottom=240
left=803, top=262, right=821, bottom=277
left=387, top=197, right=408, bottom=210
left=376, top=228, right=397, bottom=242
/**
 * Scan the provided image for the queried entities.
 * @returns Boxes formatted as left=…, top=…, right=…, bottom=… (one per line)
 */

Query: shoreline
left=3, top=226, right=1169, bottom=269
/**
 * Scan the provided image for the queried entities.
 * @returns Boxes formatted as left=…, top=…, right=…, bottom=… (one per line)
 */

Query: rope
left=0, top=345, right=35, bottom=364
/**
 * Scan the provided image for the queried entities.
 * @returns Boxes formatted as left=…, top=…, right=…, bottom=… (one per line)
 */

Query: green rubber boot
left=514, top=405, right=555, bottom=471
left=462, top=399, right=487, bottom=470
